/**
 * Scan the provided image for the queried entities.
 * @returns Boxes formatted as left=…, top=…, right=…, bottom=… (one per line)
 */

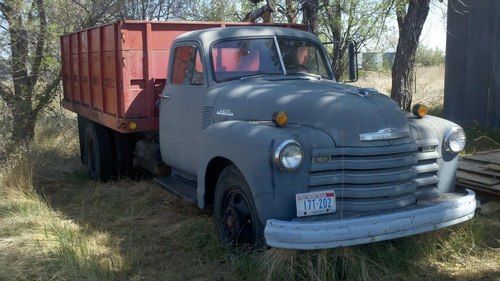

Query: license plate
left=296, top=190, right=336, bottom=217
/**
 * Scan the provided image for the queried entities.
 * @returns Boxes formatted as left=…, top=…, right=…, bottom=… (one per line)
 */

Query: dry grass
left=0, top=67, right=499, bottom=280
left=355, top=65, right=446, bottom=110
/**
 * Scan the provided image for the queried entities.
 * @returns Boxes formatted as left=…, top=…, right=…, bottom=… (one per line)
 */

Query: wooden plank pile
left=457, top=149, right=500, bottom=197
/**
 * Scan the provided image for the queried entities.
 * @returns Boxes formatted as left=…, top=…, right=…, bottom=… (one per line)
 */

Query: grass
left=355, top=65, right=446, bottom=107
left=0, top=66, right=499, bottom=280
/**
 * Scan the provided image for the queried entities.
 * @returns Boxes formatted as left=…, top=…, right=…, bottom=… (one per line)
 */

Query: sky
left=420, top=4, right=448, bottom=51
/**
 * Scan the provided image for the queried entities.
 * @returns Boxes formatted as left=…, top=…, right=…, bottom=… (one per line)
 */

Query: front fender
left=197, top=121, right=334, bottom=224
left=408, top=115, right=463, bottom=194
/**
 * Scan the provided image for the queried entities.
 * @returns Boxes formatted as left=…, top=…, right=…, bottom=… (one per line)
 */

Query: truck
left=61, top=20, right=477, bottom=250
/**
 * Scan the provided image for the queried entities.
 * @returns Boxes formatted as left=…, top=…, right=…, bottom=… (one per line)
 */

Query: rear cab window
left=171, top=45, right=204, bottom=85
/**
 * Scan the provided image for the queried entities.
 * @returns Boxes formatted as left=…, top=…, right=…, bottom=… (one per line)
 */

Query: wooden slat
left=458, top=159, right=500, bottom=178
left=457, top=150, right=500, bottom=197
left=462, top=150, right=500, bottom=165
left=457, top=170, right=499, bottom=186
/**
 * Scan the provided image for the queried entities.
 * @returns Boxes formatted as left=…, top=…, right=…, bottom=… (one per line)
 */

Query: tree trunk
left=244, top=0, right=275, bottom=22
left=284, top=0, right=296, bottom=23
left=11, top=110, right=36, bottom=142
left=0, top=0, right=55, bottom=144
left=302, top=0, right=319, bottom=34
left=329, top=1, right=343, bottom=80
left=390, top=0, right=430, bottom=111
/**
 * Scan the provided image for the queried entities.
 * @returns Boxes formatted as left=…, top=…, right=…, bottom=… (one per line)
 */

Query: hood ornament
left=357, top=88, right=379, bottom=97
left=359, top=128, right=410, bottom=141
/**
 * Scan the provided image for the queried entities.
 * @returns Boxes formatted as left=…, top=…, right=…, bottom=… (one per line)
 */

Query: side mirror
left=348, top=41, right=358, bottom=82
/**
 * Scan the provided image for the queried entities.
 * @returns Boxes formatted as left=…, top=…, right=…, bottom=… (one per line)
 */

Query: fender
left=197, top=120, right=334, bottom=224
left=408, top=115, right=463, bottom=194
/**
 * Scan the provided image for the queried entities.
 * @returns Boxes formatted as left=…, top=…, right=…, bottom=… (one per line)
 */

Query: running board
left=154, top=176, right=197, bottom=204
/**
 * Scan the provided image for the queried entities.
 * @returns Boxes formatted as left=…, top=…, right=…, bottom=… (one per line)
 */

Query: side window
left=171, top=45, right=204, bottom=86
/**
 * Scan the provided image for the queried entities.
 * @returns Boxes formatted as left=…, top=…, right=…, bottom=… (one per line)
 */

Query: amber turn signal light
left=129, top=121, right=138, bottom=130
left=272, top=111, right=288, bottom=127
left=412, top=104, right=428, bottom=118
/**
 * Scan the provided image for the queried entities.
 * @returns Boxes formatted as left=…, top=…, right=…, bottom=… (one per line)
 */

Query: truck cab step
left=154, top=176, right=197, bottom=204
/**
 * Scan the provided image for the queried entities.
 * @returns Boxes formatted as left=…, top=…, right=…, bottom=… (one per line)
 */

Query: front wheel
left=214, top=165, right=264, bottom=248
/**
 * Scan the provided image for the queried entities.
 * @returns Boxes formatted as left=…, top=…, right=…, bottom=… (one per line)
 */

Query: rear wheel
left=214, top=165, right=264, bottom=247
left=83, top=120, right=115, bottom=181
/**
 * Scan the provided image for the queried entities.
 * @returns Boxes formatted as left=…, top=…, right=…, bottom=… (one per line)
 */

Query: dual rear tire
left=78, top=116, right=134, bottom=181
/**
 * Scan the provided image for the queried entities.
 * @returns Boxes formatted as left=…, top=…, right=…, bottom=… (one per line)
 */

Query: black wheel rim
left=221, top=187, right=254, bottom=245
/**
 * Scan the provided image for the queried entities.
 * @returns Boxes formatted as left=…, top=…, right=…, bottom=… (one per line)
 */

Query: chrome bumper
left=265, top=189, right=476, bottom=250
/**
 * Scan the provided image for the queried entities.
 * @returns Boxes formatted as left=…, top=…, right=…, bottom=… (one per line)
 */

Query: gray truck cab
left=158, top=26, right=476, bottom=249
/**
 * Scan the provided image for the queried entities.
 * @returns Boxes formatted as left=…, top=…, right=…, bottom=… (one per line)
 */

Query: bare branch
left=28, top=0, right=47, bottom=90
left=0, top=2, right=8, bottom=14
left=244, top=3, right=273, bottom=22
left=33, top=74, right=61, bottom=114
left=0, top=81, right=14, bottom=105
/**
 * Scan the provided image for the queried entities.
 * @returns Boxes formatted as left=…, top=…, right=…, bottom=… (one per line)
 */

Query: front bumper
left=265, top=189, right=476, bottom=250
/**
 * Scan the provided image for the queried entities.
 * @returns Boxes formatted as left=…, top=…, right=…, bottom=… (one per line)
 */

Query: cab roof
left=174, top=26, right=319, bottom=47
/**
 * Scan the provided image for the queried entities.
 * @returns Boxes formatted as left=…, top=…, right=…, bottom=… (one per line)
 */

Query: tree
left=244, top=0, right=275, bottom=22
left=0, top=0, right=60, bottom=142
left=301, top=0, right=319, bottom=33
left=390, top=0, right=431, bottom=111
left=176, top=0, right=240, bottom=22
left=319, top=0, right=394, bottom=80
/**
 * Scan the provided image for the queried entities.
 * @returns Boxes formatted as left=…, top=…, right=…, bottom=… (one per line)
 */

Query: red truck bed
left=61, top=20, right=306, bottom=133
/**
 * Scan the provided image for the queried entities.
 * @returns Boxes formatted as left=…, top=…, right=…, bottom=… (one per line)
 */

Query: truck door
left=160, top=42, right=206, bottom=175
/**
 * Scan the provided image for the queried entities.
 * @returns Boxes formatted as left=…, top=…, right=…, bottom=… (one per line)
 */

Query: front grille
left=309, top=142, right=419, bottom=213
left=202, top=106, right=213, bottom=129
left=414, top=139, right=440, bottom=198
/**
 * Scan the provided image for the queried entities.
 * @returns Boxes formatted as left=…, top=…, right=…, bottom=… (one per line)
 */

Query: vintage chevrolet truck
left=61, top=21, right=476, bottom=249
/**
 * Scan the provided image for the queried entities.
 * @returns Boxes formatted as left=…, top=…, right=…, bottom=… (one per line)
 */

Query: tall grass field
left=0, top=66, right=499, bottom=280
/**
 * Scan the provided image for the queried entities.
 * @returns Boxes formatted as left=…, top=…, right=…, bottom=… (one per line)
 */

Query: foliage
left=318, top=0, right=395, bottom=80
left=175, top=0, right=241, bottom=21
left=0, top=0, right=57, bottom=141
left=416, top=46, right=445, bottom=66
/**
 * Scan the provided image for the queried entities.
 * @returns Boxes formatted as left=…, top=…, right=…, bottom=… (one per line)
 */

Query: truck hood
left=210, top=77, right=412, bottom=147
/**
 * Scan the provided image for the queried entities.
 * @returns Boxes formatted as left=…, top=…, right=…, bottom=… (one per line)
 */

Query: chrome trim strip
left=274, top=139, right=303, bottom=171
left=274, top=36, right=287, bottom=75
left=359, top=128, right=410, bottom=141
left=265, top=190, right=476, bottom=249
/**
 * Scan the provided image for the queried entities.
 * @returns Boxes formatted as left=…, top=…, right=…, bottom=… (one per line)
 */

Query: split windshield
left=211, top=37, right=332, bottom=82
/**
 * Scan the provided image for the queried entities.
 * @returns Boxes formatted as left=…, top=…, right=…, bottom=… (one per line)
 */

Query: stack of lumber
left=457, top=150, right=500, bottom=197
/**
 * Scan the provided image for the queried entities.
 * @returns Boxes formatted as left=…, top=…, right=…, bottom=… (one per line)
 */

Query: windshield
left=211, top=37, right=331, bottom=82
left=277, top=38, right=330, bottom=78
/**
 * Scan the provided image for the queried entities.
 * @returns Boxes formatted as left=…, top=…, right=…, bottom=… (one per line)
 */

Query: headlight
left=444, top=127, right=466, bottom=152
left=274, top=140, right=303, bottom=170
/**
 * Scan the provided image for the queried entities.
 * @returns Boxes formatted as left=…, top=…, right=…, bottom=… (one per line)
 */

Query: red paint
left=61, top=20, right=307, bottom=133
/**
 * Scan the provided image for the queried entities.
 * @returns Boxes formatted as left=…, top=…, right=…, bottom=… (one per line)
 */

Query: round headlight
left=444, top=127, right=466, bottom=152
left=274, top=140, right=303, bottom=170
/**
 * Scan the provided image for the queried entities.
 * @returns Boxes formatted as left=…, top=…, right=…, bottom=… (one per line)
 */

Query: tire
left=83, top=121, right=115, bottom=181
left=214, top=165, right=264, bottom=247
